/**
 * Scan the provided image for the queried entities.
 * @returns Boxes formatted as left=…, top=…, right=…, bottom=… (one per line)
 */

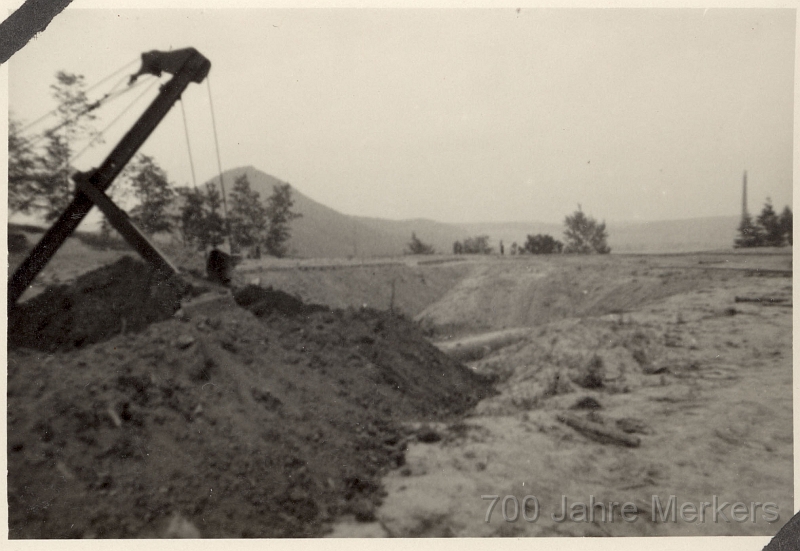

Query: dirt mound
left=9, top=256, right=194, bottom=352
left=233, top=284, right=327, bottom=318
left=8, top=274, right=494, bottom=537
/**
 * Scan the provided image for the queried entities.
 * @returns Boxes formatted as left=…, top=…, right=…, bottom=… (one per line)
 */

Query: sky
left=6, top=5, right=796, bottom=224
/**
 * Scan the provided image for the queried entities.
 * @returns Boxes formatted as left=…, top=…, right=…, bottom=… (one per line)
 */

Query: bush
left=406, top=232, right=435, bottom=255
left=453, top=235, right=492, bottom=255
left=523, top=234, right=563, bottom=254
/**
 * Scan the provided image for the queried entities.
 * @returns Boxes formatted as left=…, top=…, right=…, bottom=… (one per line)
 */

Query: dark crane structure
left=8, top=48, right=212, bottom=311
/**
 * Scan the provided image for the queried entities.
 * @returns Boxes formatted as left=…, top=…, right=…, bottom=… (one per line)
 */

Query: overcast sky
left=7, top=6, right=796, bottom=224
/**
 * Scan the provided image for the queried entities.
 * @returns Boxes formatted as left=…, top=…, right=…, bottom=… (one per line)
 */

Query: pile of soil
left=233, top=284, right=328, bottom=318
left=9, top=256, right=193, bottom=352
left=8, top=262, right=494, bottom=538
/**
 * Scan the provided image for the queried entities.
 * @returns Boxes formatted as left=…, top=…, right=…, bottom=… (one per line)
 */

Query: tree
left=38, top=129, right=74, bottom=220
left=734, top=199, right=792, bottom=249
left=203, top=183, right=228, bottom=250
left=263, top=183, right=302, bottom=258
left=228, top=174, right=268, bottom=253
left=175, top=183, right=227, bottom=251
left=50, top=71, right=99, bottom=142
left=38, top=71, right=100, bottom=221
left=524, top=233, right=564, bottom=254
left=124, top=154, right=175, bottom=235
left=779, top=206, right=792, bottom=246
left=563, top=206, right=610, bottom=254
left=406, top=232, right=435, bottom=255
left=174, top=187, right=206, bottom=248
left=8, top=114, right=40, bottom=216
left=733, top=213, right=764, bottom=248
left=756, top=199, right=785, bottom=247
left=8, top=72, right=100, bottom=220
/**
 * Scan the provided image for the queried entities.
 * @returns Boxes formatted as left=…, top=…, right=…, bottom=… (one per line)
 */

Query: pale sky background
left=6, top=6, right=796, bottom=224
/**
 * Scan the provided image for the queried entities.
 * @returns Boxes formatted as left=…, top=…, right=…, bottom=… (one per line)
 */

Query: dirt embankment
left=415, top=255, right=782, bottom=337
left=238, top=261, right=474, bottom=318
left=7, top=257, right=494, bottom=538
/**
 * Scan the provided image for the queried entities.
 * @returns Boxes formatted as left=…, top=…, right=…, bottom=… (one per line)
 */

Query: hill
left=607, top=215, right=740, bottom=253
left=209, top=166, right=742, bottom=256
left=11, top=166, right=743, bottom=258
left=207, top=166, right=404, bottom=258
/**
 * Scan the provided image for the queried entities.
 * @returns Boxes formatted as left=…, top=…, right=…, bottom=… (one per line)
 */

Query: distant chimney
left=741, top=170, right=748, bottom=220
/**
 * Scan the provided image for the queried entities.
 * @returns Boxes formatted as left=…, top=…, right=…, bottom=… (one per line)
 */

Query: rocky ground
left=7, top=236, right=793, bottom=539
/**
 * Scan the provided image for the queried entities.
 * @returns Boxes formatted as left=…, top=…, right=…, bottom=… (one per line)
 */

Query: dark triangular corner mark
left=763, top=509, right=800, bottom=551
left=0, top=0, right=75, bottom=64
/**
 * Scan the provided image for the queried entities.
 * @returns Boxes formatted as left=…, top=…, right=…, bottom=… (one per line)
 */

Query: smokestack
left=741, top=170, right=748, bottom=220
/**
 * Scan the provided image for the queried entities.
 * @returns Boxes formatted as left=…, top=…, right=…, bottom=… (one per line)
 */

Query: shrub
left=453, top=235, right=493, bottom=255
left=406, top=232, right=435, bottom=255
left=524, top=233, right=563, bottom=254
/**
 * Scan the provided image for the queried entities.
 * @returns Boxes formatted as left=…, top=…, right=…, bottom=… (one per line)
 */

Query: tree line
left=735, top=200, right=792, bottom=248
left=407, top=206, right=611, bottom=256
left=9, top=70, right=301, bottom=258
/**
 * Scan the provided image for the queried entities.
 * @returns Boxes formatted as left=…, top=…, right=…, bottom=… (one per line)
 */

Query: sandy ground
left=330, top=252, right=793, bottom=537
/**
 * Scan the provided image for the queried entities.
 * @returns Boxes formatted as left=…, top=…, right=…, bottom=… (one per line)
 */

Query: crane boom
left=8, top=48, right=211, bottom=310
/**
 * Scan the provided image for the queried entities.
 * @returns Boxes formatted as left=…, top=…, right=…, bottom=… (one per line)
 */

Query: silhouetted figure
left=500, top=240, right=505, bottom=255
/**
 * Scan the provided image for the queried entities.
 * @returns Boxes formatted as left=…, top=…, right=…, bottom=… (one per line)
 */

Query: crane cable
left=26, top=74, right=157, bottom=150
left=20, top=56, right=140, bottom=134
left=206, top=74, right=235, bottom=254
left=179, top=98, right=198, bottom=189
left=84, top=56, right=140, bottom=94
left=68, top=76, right=161, bottom=165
